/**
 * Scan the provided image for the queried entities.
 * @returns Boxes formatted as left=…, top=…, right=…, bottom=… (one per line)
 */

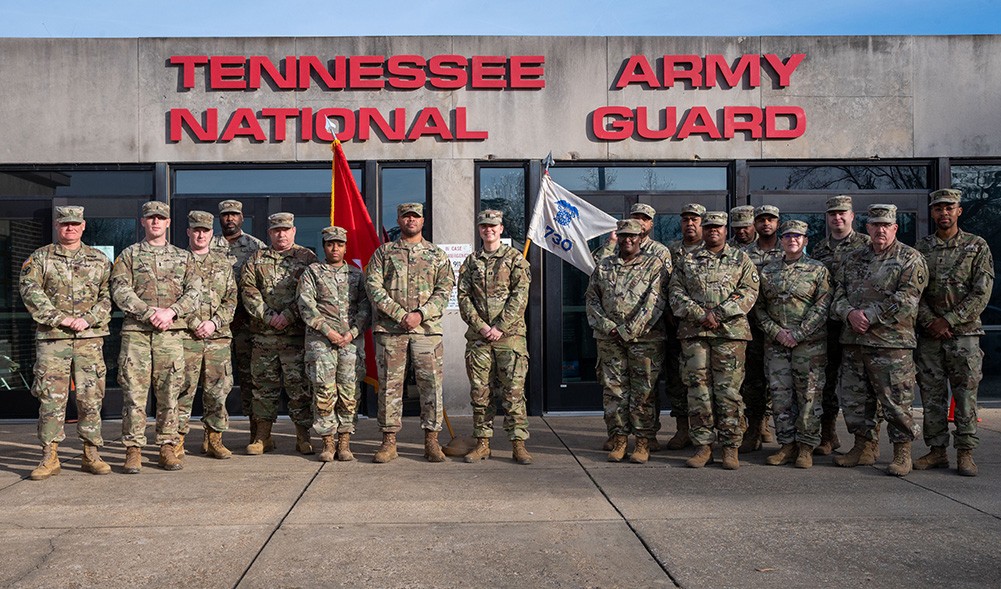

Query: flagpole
left=523, top=151, right=555, bottom=259
left=326, top=118, right=339, bottom=225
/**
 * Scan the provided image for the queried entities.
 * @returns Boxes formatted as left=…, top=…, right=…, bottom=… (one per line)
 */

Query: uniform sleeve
left=495, top=255, right=531, bottom=334
left=585, top=267, right=616, bottom=337
left=110, top=250, right=154, bottom=323
left=830, top=261, right=853, bottom=322
left=349, top=270, right=371, bottom=338
left=19, top=251, right=65, bottom=327
left=240, top=252, right=270, bottom=323
left=296, top=266, right=333, bottom=335
left=916, top=242, right=938, bottom=327
left=365, top=247, right=408, bottom=325
left=591, top=238, right=615, bottom=265
left=668, top=262, right=705, bottom=322
left=414, top=250, right=454, bottom=323
left=616, top=261, right=666, bottom=342
left=752, top=273, right=783, bottom=341
left=863, top=253, right=928, bottom=327
left=790, top=266, right=833, bottom=342
left=456, top=256, right=488, bottom=333
left=168, top=252, right=203, bottom=320
left=81, top=256, right=113, bottom=329
left=942, top=242, right=995, bottom=328
left=716, top=256, right=759, bottom=319
left=211, top=263, right=238, bottom=330
left=278, top=250, right=317, bottom=324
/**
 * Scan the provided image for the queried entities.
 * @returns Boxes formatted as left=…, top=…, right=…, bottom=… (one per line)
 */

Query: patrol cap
left=680, top=203, right=706, bottom=217
left=929, top=188, right=962, bottom=207
left=826, top=195, right=854, bottom=212
left=780, top=219, right=809, bottom=236
left=729, top=205, right=755, bottom=227
left=477, top=209, right=503, bottom=226
left=321, top=226, right=347, bottom=242
left=629, top=203, right=657, bottom=219
left=867, top=204, right=897, bottom=224
left=55, top=206, right=84, bottom=224
left=187, top=210, right=213, bottom=230
left=703, top=211, right=728, bottom=227
left=397, top=202, right=424, bottom=217
left=218, top=200, right=244, bottom=215
left=755, top=204, right=780, bottom=219
left=268, top=212, right=295, bottom=230
left=142, top=201, right=170, bottom=218
left=615, top=219, right=644, bottom=235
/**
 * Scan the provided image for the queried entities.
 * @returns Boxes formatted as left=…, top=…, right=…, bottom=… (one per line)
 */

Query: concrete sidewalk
left=0, top=410, right=998, bottom=588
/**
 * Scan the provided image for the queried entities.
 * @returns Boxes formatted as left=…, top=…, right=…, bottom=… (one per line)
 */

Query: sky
left=1, top=0, right=1000, bottom=38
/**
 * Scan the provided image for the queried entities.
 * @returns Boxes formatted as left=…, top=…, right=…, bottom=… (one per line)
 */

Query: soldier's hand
left=339, top=332, right=354, bottom=347
left=927, top=317, right=953, bottom=340
left=777, top=329, right=797, bottom=348
left=326, top=329, right=342, bottom=345
left=847, top=309, right=869, bottom=334
left=195, top=320, right=217, bottom=338
left=401, top=312, right=422, bottom=331
left=487, top=327, right=503, bottom=342
left=270, top=314, right=290, bottom=330
left=479, top=326, right=493, bottom=339
left=60, top=317, right=89, bottom=332
left=701, top=309, right=719, bottom=329
left=150, top=308, right=176, bottom=331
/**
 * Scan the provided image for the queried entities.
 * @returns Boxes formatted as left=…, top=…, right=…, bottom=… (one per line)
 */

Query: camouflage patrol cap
left=187, top=210, right=213, bottom=230
left=268, top=212, right=295, bottom=230
left=55, top=206, right=84, bottom=224
left=729, top=205, right=755, bottom=227
left=703, top=211, right=728, bottom=227
left=929, top=188, right=962, bottom=207
left=615, top=219, right=644, bottom=235
left=142, top=201, right=170, bottom=218
left=780, top=219, right=809, bottom=236
left=476, top=209, right=503, bottom=226
left=826, top=195, right=854, bottom=212
left=867, top=204, right=897, bottom=224
left=398, top=202, right=424, bottom=217
left=629, top=203, right=657, bottom=219
left=755, top=204, right=780, bottom=219
left=218, top=200, right=244, bottom=215
left=680, top=203, right=706, bottom=217
left=321, top=226, right=347, bottom=242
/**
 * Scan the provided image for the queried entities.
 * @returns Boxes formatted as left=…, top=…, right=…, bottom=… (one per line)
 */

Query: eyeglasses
left=780, top=234, right=805, bottom=240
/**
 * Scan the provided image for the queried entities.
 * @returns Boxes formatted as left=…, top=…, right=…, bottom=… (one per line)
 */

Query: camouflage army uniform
left=212, top=232, right=265, bottom=418
left=831, top=240, right=927, bottom=444
left=241, top=244, right=318, bottom=426
left=664, top=239, right=702, bottom=418
left=178, top=249, right=237, bottom=435
left=916, top=229, right=994, bottom=450
left=458, top=244, right=532, bottom=441
left=755, top=256, right=832, bottom=447
left=20, top=243, right=112, bottom=446
left=740, top=240, right=783, bottom=433
left=366, top=237, right=454, bottom=433
left=297, top=261, right=371, bottom=436
left=669, top=244, right=758, bottom=447
left=111, top=242, right=201, bottom=447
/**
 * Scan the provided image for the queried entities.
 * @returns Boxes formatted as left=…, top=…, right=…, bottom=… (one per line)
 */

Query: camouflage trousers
left=764, top=339, right=826, bottom=447
left=375, top=333, right=444, bottom=433
left=739, top=330, right=769, bottom=421
left=820, top=321, right=844, bottom=420
left=840, top=345, right=920, bottom=444
left=665, top=327, right=687, bottom=418
left=251, top=333, right=311, bottom=427
left=681, top=337, right=746, bottom=447
left=465, top=337, right=530, bottom=441
left=178, top=336, right=232, bottom=434
left=305, top=331, right=361, bottom=436
left=231, top=316, right=254, bottom=419
left=119, top=330, right=184, bottom=447
left=596, top=339, right=664, bottom=439
left=915, top=335, right=983, bottom=449
left=31, top=338, right=106, bottom=446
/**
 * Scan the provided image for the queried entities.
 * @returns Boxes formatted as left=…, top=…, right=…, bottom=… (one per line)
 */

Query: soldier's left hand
left=269, top=314, right=290, bottom=330
left=927, top=317, right=953, bottom=340
left=195, top=320, right=217, bottom=338
left=401, top=312, right=422, bottom=331
left=339, top=332, right=354, bottom=347
left=776, top=329, right=797, bottom=348
left=61, top=317, right=90, bottom=332
left=486, top=327, right=503, bottom=342
left=150, top=308, right=176, bottom=331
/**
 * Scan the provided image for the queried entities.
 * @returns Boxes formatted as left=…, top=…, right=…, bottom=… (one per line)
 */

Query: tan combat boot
left=158, top=444, right=182, bottom=471
left=81, top=443, right=111, bottom=475
left=336, top=432, right=354, bottom=462
left=512, top=440, right=533, bottom=465
left=887, top=441, right=912, bottom=477
left=424, top=430, right=446, bottom=462
left=201, top=429, right=209, bottom=455
left=29, top=442, right=61, bottom=481
left=834, top=434, right=871, bottom=467
left=765, top=443, right=798, bottom=466
left=738, top=418, right=762, bottom=453
left=373, top=432, right=398, bottom=463
left=607, top=434, right=628, bottom=462
left=464, top=437, right=491, bottom=463
left=912, top=445, right=949, bottom=470
left=295, top=424, right=314, bottom=455
left=630, top=437, right=650, bottom=464
left=249, top=419, right=258, bottom=446
left=814, top=415, right=841, bottom=455
left=246, top=420, right=275, bottom=455
left=957, top=448, right=978, bottom=477
left=721, top=446, right=740, bottom=470
left=760, top=416, right=775, bottom=444
left=206, top=429, right=232, bottom=459
left=665, top=417, right=692, bottom=450
left=858, top=437, right=879, bottom=466
left=795, top=442, right=813, bottom=469
left=685, top=445, right=713, bottom=468
left=173, top=434, right=186, bottom=459
left=602, top=434, right=614, bottom=451
left=122, top=446, right=142, bottom=474
left=318, top=435, right=335, bottom=462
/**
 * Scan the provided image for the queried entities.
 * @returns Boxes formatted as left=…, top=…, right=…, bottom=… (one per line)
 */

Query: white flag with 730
left=526, top=173, right=617, bottom=275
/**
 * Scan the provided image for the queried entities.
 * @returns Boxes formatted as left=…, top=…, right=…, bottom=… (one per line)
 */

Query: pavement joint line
left=888, top=469, right=1001, bottom=522
left=542, top=416, right=682, bottom=588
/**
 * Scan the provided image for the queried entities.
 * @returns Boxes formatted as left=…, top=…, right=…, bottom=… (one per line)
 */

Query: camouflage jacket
left=669, top=244, right=759, bottom=341
left=916, top=229, right=994, bottom=337
left=365, top=238, right=454, bottom=336
left=592, top=237, right=674, bottom=274
left=812, top=230, right=870, bottom=285
left=742, top=239, right=784, bottom=271
left=19, top=243, right=112, bottom=340
left=457, top=244, right=531, bottom=342
left=832, top=240, right=928, bottom=348
left=186, top=250, right=238, bottom=339
left=110, top=241, right=202, bottom=332
left=297, top=261, right=371, bottom=339
left=241, top=245, right=318, bottom=336
left=755, top=256, right=832, bottom=343
left=667, top=239, right=702, bottom=264
left=586, top=252, right=668, bottom=343
left=211, top=232, right=265, bottom=283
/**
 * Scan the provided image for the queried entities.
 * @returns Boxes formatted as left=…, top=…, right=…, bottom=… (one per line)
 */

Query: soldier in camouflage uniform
left=669, top=211, right=759, bottom=470
left=810, top=195, right=871, bottom=456
left=20, top=206, right=113, bottom=480
left=755, top=220, right=832, bottom=469
left=365, top=202, right=454, bottom=463
left=914, top=189, right=994, bottom=477
left=663, top=203, right=705, bottom=450
left=729, top=206, right=757, bottom=247
left=831, top=204, right=927, bottom=476
left=211, top=199, right=265, bottom=444
left=178, top=211, right=237, bottom=460
left=739, top=205, right=783, bottom=451
left=111, top=201, right=201, bottom=473
left=242, top=212, right=318, bottom=456
left=458, top=210, right=533, bottom=465
left=297, top=226, right=371, bottom=463
left=587, top=219, right=668, bottom=464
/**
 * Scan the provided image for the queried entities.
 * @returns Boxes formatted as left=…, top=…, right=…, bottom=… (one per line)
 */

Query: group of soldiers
left=21, top=200, right=533, bottom=479
left=588, top=189, right=993, bottom=476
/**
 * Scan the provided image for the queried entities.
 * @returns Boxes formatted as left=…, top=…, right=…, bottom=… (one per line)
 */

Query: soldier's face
left=866, top=222, right=897, bottom=252
left=931, top=203, right=962, bottom=231
left=398, top=213, right=424, bottom=238
left=618, top=233, right=642, bottom=257
left=703, top=225, right=727, bottom=248
left=780, top=232, right=807, bottom=256
left=827, top=210, right=854, bottom=233
left=269, top=226, right=296, bottom=251
left=732, top=225, right=755, bottom=243
left=324, top=240, right=346, bottom=264
left=478, top=223, right=502, bottom=247
left=631, top=214, right=654, bottom=237
left=681, top=214, right=702, bottom=241
left=141, top=215, right=169, bottom=240
left=220, top=212, right=243, bottom=237
left=56, top=221, right=85, bottom=247
left=755, top=215, right=778, bottom=237
left=187, top=227, right=212, bottom=251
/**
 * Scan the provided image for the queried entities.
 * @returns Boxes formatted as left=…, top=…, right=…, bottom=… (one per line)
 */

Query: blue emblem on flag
left=554, top=200, right=580, bottom=226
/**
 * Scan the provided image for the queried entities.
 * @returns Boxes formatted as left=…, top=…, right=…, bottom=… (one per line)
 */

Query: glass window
left=380, top=166, right=428, bottom=242
left=854, top=212, right=917, bottom=247
left=550, top=165, right=727, bottom=192
left=951, top=164, right=1001, bottom=321
left=174, top=168, right=363, bottom=195
left=0, top=169, right=153, bottom=197
left=750, top=165, right=929, bottom=191
left=780, top=213, right=828, bottom=252
left=478, top=166, right=527, bottom=249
